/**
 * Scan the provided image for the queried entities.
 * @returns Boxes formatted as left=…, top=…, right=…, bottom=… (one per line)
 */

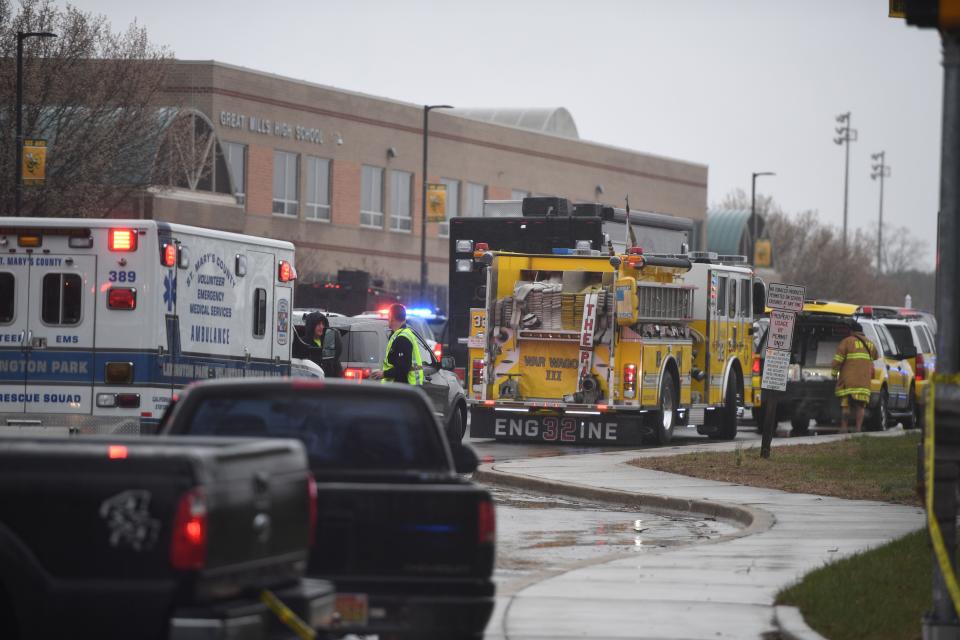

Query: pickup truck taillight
left=170, top=488, right=207, bottom=570
left=307, top=472, right=318, bottom=547
left=477, top=499, right=495, bottom=545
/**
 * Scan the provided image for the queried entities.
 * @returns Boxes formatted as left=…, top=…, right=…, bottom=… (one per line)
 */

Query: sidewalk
left=478, top=430, right=924, bottom=640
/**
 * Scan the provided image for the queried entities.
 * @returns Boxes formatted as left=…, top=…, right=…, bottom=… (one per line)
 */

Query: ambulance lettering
left=0, top=393, right=81, bottom=404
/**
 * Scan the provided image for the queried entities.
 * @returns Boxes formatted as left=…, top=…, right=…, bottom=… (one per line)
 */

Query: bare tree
left=0, top=0, right=176, bottom=217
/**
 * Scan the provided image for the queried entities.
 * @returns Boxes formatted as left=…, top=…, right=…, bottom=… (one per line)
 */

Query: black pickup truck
left=161, top=378, right=496, bottom=640
left=0, top=434, right=334, bottom=640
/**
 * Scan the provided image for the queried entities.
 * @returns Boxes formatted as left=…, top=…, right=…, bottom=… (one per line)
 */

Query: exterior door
left=0, top=261, right=31, bottom=414
left=246, top=251, right=275, bottom=376
left=25, top=256, right=97, bottom=415
left=712, top=273, right=729, bottom=403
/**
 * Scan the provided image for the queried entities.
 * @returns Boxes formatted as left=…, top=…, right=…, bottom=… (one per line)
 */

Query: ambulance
left=468, top=247, right=761, bottom=445
left=0, top=217, right=306, bottom=435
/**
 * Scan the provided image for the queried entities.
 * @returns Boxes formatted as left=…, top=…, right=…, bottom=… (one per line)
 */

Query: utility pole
left=750, top=171, right=775, bottom=264
left=14, top=30, right=57, bottom=216
left=871, top=152, right=891, bottom=273
left=834, top=112, right=857, bottom=249
left=419, top=104, right=453, bottom=302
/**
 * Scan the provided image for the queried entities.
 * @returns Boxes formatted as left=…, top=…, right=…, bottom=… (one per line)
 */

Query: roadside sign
left=767, top=310, right=796, bottom=351
left=767, top=282, right=805, bottom=312
left=22, top=139, right=47, bottom=185
left=427, top=183, right=447, bottom=222
left=761, top=347, right=791, bottom=392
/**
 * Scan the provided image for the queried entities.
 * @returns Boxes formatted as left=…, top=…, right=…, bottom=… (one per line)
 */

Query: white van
left=0, top=217, right=308, bottom=434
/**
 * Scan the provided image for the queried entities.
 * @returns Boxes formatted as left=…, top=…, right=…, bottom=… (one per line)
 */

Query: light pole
left=15, top=30, right=57, bottom=217
left=750, top=171, right=775, bottom=264
left=870, top=151, right=891, bottom=273
left=419, top=104, right=453, bottom=302
left=833, top=112, right=857, bottom=249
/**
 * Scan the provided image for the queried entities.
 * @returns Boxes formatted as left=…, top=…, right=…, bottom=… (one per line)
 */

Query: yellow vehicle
left=467, top=248, right=760, bottom=445
left=753, top=300, right=916, bottom=433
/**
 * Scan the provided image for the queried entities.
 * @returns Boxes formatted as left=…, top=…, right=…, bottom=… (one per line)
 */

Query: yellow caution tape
left=260, top=589, right=316, bottom=640
left=925, top=375, right=960, bottom=615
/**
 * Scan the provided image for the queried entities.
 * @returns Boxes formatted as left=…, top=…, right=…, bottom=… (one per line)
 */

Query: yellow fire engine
left=468, top=248, right=759, bottom=445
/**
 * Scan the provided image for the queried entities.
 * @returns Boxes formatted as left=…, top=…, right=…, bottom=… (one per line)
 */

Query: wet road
left=482, top=484, right=737, bottom=596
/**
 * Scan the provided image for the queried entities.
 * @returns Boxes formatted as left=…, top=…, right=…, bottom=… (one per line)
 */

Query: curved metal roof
left=706, top=208, right=765, bottom=256
left=449, top=107, right=579, bottom=139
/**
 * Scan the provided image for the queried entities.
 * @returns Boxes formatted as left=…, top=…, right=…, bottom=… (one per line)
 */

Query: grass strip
left=629, top=432, right=921, bottom=505
left=777, top=529, right=930, bottom=640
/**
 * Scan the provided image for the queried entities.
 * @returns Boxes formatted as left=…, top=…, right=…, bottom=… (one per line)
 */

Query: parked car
left=330, top=316, right=468, bottom=443
left=161, top=378, right=496, bottom=640
left=879, top=313, right=937, bottom=428
left=0, top=434, right=334, bottom=640
left=754, top=301, right=916, bottom=434
left=354, top=310, right=443, bottom=359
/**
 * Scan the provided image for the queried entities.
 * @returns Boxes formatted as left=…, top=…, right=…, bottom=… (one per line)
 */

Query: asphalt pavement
left=475, top=428, right=924, bottom=640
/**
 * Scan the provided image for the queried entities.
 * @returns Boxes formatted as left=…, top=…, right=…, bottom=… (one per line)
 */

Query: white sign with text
left=761, top=347, right=791, bottom=392
left=767, top=283, right=806, bottom=312
left=767, top=310, right=796, bottom=351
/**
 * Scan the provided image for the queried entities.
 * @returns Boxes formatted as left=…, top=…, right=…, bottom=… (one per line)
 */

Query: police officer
left=370, top=304, right=424, bottom=385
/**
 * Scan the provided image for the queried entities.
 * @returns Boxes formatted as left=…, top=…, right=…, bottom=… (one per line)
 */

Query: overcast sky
left=73, top=0, right=943, bottom=268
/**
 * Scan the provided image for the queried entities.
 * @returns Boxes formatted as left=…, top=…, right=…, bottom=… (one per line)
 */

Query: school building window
left=305, top=156, right=331, bottom=222
left=438, top=178, right=459, bottom=238
left=361, top=165, right=384, bottom=228
left=389, top=170, right=412, bottom=233
left=272, top=150, right=299, bottom=216
left=223, top=142, right=246, bottom=204
left=465, top=182, right=486, bottom=217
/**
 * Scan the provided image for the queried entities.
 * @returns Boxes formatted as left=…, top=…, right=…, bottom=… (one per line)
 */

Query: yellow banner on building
left=754, top=239, right=772, bottom=268
left=426, top=183, right=447, bottom=222
left=22, top=139, right=47, bottom=185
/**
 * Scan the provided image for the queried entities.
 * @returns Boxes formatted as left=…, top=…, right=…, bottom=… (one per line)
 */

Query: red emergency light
left=108, top=445, right=128, bottom=460
left=108, top=228, right=137, bottom=252
left=161, top=243, right=177, bottom=267
left=277, top=260, right=296, bottom=283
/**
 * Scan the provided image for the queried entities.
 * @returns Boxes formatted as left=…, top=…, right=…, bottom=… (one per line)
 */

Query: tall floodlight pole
left=870, top=151, right=891, bottom=273
left=750, top=171, right=775, bottom=264
left=14, top=30, right=57, bottom=216
left=419, top=104, right=453, bottom=302
left=833, top=112, right=857, bottom=249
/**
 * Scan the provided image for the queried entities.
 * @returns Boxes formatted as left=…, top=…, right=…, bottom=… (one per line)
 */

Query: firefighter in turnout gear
left=831, top=323, right=879, bottom=433
left=370, top=304, right=424, bottom=385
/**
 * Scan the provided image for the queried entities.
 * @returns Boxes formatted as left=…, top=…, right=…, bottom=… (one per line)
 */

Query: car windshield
left=179, top=390, right=447, bottom=472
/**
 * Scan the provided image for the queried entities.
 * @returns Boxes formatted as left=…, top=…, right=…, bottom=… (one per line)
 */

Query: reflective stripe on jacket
left=382, top=326, right=424, bottom=385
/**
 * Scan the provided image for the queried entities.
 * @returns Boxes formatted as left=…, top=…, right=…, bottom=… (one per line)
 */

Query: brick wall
left=331, top=160, right=360, bottom=227
left=246, top=144, right=273, bottom=215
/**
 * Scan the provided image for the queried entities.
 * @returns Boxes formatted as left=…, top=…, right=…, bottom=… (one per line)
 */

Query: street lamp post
left=833, top=112, right=858, bottom=249
left=419, top=104, right=453, bottom=302
left=870, top=152, right=891, bottom=274
left=15, top=30, right=57, bottom=217
left=751, top=171, right=775, bottom=264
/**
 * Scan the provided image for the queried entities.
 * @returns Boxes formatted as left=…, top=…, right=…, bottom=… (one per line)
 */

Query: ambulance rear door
left=246, top=250, right=276, bottom=376
left=24, top=255, right=97, bottom=415
left=0, top=258, right=31, bottom=413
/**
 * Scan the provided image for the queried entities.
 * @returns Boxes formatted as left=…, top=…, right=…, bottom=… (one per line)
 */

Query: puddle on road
left=485, top=485, right=738, bottom=579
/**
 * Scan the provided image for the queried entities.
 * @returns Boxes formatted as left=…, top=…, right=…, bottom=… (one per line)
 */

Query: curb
left=775, top=605, right=829, bottom=640
left=474, top=464, right=776, bottom=540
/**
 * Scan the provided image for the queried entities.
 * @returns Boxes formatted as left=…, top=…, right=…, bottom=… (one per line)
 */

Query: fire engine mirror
left=752, top=280, right=766, bottom=315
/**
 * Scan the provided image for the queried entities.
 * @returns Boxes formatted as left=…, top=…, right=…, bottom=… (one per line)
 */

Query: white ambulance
left=0, top=217, right=307, bottom=435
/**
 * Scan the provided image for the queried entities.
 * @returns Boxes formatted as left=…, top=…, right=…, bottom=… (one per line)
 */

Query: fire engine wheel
left=710, top=379, right=739, bottom=440
left=655, top=375, right=676, bottom=445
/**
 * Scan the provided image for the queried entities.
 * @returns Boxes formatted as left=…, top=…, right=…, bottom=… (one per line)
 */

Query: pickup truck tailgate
left=312, top=481, right=494, bottom=579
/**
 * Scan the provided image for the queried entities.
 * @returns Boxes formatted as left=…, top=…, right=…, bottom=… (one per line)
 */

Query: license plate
left=334, top=593, right=368, bottom=627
